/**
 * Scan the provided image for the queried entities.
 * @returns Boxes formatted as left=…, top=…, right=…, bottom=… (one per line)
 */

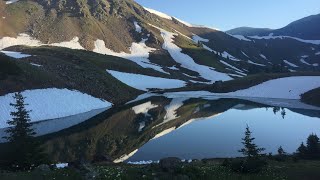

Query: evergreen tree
left=4, top=92, right=47, bottom=170
left=306, top=134, right=320, bottom=158
left=278, top=146, right=286, bottom=156
left=239, top=125, right=265, bottom=158
left=296, top=142, right=307, bottom=158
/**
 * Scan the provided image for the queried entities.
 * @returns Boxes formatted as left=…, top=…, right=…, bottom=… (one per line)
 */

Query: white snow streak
left=249, top=33, right=320, bottom=45
left=230, top=34, right=252, bottom=41
left=150, top=24, right=232, bottom=82
left=132, top=101, right=158, bottom=116
left=134, top=21, right=142, bottom=33
left=283, top=60, right=299, bottom=68
left=0, top=50, right=31, bottom=58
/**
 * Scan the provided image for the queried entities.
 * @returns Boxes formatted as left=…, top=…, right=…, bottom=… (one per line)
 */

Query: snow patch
left=248, top=60, right=266, bottom=67
left=134, top=21, right=142, bottom=33
left=0, top=88, right=112, bottom=128
left=107, top=70, right=186, bottom=91
left=150, top=24, right=232, bottom=82
left=132, top=101, right=158, bottom=116
left=260, top=54, right=268, bottom=60
left=283, top=60, right=299, bottom=68
left=94, top=38, right=167, bottom=74
left=5, top=0, right=19, bottom=5
left=0, top=50, right=31, bottom=58
left=50, top=37, right=84, bottom=50
left=221, top=51, right=241, bottom=61
left=162, top=98, right=189, bottom=125
left=114, top=149, right=139, bottom=163
left=144, top=7, right=172, bottom=20
left=230, top=34, right=252, bottom=42
left=300, top=59, right=311, bottom=66
left=315, top=52, right=320, bottom=56
left=56, top=163, right=68, bottom=169
left=192, top=34, right=209, bottom=43
left=249, top=33, right=320, bottom=45
left=220, top=60, right=245, bottom=73
left=30, top=63, right=42, bottom=67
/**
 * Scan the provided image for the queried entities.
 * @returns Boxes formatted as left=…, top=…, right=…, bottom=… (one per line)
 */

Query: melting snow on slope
left=0, top=88, right=112, bottom=128
left=220, top=60, right=245, bottom=73
left=150, top=24, right=232, bottom=82
left=300, top=59, right=311, bottom=66
left=107, top=70, right=186, bottom=91
left=134, top=21, right=142, bottom=33
left=249, top=33, right=320, bottom=45
left=221, top=76, right=320, bottom=99
left=0, top=50, right=31, bottom=58
left=229, top=34, right=252, bottom=42
left=132, top=101, right=158, bottom=116
left=192, top=34, right=209, bottom=43
left=221, top=51, right=241, bottom=61
left=315, top=52, right=320, bottom=55
left=114, top=149, right=139, bottom=163
left=5, top=0, right=19, bottom=4
left=283, top=60, right=299, bottom=68
left=165, top=76, right=320, bottom=100
left=94, top=38, right=167, bottom=74
left=162, top=97, right=189, bottom=125
left=248, top=60, right=266, bottom=67
left=0, top=33, right=84, bottom=50
left=50, top=37, right=84, bottom=50
left=260, top=54, right=268, bottom=60
left=144, top=7, right=172, bottom=20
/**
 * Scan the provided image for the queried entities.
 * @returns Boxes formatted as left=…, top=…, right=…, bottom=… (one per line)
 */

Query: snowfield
left=0, top=88, right=112, bottom=128
left=50, top=37, right=84, bottom=50
left=0, top=50, right=31, bottom=58
left=164, top=76, right=320, bottom=100
left=0, top=34, right=84, bottom=50
left=221, top=76, right=320, bottom=99
left=94, top=38, right=167, bottom=74
left=107, top=70, right=186, bottom=91
left=150, top=24, right=232, bottom=82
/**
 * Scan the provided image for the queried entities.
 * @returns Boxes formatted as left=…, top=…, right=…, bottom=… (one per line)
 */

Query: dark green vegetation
left=1, top=160, right=320, bottom=180
left=301, top=88, right=320, bottom=107
left=0, top=46, right=142, bottom=104
left=2, top=93, right=47, bottom=170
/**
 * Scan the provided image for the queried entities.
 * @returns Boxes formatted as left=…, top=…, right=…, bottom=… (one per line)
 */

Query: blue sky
left=135, top=0, right=320, bottom=31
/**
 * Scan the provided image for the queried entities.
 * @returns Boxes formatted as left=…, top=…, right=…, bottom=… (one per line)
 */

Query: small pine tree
left=306, top=134, right=320, bottom=158
left=239, top=125, right=265, bottom=158
left=278, top=146, right=286, bottom=156
left=4, top=92, right=47, bottom=170
left=296, top=142, right=307, bottom=158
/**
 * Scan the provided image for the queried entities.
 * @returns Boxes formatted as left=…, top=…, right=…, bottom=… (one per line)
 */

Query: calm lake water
left=2, top=95, right=320, bottom=163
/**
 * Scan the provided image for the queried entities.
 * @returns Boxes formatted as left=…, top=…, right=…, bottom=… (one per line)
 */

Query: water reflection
left=1, top=96, right=319, bottom=163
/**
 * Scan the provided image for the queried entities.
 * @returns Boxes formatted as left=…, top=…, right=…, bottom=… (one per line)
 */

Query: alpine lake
left=1, top=94, right=320, bottom=164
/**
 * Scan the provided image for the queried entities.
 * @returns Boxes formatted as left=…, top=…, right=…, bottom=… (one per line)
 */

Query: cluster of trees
left=1, top=92, right=48, bottom=171
left=296, top=134, right=320, bottom=159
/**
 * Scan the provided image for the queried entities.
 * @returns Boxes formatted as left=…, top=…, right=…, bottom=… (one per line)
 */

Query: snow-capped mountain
left=227, top=13, right=320, bottom=40
left=0, top=0, right=320, bottom=105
